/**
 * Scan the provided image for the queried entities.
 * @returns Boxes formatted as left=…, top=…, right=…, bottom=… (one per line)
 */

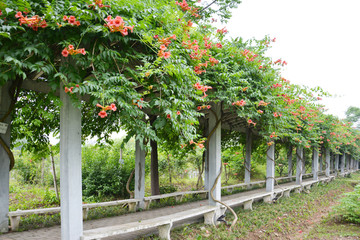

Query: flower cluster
left=96, top=103, right=117, bottom=118
left=181, top=35, right=218, bottom=75
left=273, top=112, right=282, bottom=117
left=217, top=27, right=228, bottom=35
left=209, top=57, right=219, bottom=66
left=274, top=59, right=287, bottom=66
left=181, top=139, right=205, bottom=149
left=157, top=34, right=176, bottom=46
left=88, top=0, right=110, bottom=9
left=64, top=86, right=74, bottom=94
left=158, top=45, right=171, bottom=59
left=247, top=119, right=256, bottom=126
left=194, top=62, right=208, bottom=74
left=104, top=15, right=134, bottom=35
left=258, top=100, right=270, bottom=106
left=193, top=82, right=212, bottom=98
left=270, top=132, right=277, bottom=138
left=15, top=12, right=47, bottom=31
left=197, top=105, right=211, bottom=110
left=281, top=77, right=290, bottom=83
left=175, top=0, right=199, bottom=17
left=61, top=44, right=86, bottom=57
left=155, top=35, right=176, bottom=59
left=240, top=49, right=258, bottom=62
left=271, top=83, right=283, bottom=88
left=232, top=99, right=246, bottom=107
left=190, top=49, right=208, bottom=60
left=62, top=15, right=80, bottom=26
left=132, top=98, right=144, bottom=109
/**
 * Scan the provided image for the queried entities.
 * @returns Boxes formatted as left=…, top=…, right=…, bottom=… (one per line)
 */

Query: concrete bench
left=81, top=205, right=219, bottom=240
left=82, top=199, right=140, bottom=218
left=8, top=207, right=61, bottom=231
left=302, top=180, right=318, bottom=190
left=143, top=190, right=207, bottom=209
left=8, top=199, right=140, bottom=231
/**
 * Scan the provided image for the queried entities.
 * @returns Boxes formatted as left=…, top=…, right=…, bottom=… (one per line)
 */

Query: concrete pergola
left=1, top=82, right=360, bottom=239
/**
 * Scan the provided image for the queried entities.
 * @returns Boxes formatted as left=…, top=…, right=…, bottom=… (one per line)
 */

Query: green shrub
left=334, top=184, right=360, bottom=224
left=82, top=142, right=135, bottom=200
left=159, top=184, right=178, bottom=194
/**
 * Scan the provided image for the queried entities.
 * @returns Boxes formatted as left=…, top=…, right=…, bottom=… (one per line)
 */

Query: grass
left=305, top=220, right=360, bottom=239
left=144, top=172, right=360, bottom=240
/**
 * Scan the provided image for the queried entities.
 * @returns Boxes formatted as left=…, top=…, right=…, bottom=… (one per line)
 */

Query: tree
left=346, top=106, right=360, bottom=129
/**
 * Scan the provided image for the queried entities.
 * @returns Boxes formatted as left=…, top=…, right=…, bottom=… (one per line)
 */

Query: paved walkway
left=0, top=176, right=332, bottom=240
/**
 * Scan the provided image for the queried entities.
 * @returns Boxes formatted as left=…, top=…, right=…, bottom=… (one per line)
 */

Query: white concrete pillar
left=340, top=154, right=345, bottom=174
left=325, top=148, right=330, bottom=177
left=0, top=84, right=11, bottom=233
left=135, top=140, right=146, bottom=209
left=287, top=145, right=293, bottom=177
left=345, top=154, right=349, bottom=171
left=266, top=144, right=275, bottom=192
left=302, top=148, right=306, bottom=174
left=204, top=120, right=209, bottom=190
left=319, top=151, right=323, bottom=172
left=335, top=154, right=339, bottom=176
left=60, top=87, right=83, bottom=240
left=312, top=148, right=319, bottom=181
left=296, top=147, right=303, bottom=185
left=208, top=103, right=221, bottom=206
left=244, top=129, right=252, bottom=184
left=330, top=153, right=334, bottom=172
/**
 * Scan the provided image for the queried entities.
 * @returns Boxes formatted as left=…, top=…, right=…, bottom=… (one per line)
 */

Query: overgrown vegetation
left=160, top=173, right=360, bottom=240
left=333, top=182, right=360, bottom=224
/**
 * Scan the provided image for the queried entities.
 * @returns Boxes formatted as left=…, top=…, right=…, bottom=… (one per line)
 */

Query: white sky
left=226, top=0, right=360, bottom=119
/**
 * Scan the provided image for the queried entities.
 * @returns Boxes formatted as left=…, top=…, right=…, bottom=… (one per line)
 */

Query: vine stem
left=207, top=106, right=238, bottom=229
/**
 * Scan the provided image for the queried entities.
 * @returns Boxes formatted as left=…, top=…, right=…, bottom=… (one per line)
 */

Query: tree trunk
left=41, top=157, right=45, bottom=186
left=150, top=139, right=160, bottom=195
left=50, top=147, right=59, bottom=202
left=167, top=154, right=172, bottom=184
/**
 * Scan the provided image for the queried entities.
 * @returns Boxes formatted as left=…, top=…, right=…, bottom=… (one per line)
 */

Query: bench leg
left=294, top=188, right=301, bottom=194
left=83, top=208, right=89, bottom=220
left=144, top=200, right=152, bottom=210
left=243, top=199, right=253, bottom=210
left=284, top=190, right=291, bottom=198
left=305, top=185, right=311, bottom=190
left=199, top=193, right=207, bottom=199
left=158, top=222, right=172, bottom=240
left=128, top=202, right=137, bottom=212
left=10, top=216, right=20, bottom=231
left=263, top=195, right=272, bottom=204
left=204, top=210, right=216, bottom=226
left=175, top=195, right=183, bottom=202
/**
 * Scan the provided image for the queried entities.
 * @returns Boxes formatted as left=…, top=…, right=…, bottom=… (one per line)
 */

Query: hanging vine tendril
left=206, top=105, right=238, bottom=229
left=0, top=79, right=23, bottom=171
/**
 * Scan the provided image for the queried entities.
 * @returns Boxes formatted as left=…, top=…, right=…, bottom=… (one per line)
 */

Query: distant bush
left=334, top=184, right=360, bottom=224
left=159, top=184, right=177, bottom=194
left=82, top=141, right=135, bottom=200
